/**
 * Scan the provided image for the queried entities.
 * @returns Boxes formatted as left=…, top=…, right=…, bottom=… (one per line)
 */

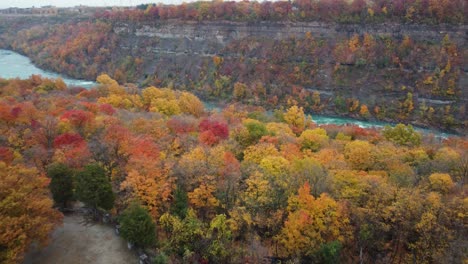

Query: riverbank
left=204, top=99, right=458, bottom=138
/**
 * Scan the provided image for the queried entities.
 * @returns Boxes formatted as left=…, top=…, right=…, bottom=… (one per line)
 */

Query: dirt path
left=23, top=213, right=138, bottom=264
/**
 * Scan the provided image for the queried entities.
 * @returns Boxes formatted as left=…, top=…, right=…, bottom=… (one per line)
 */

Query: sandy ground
left=23, top=213, right=138, bottom=264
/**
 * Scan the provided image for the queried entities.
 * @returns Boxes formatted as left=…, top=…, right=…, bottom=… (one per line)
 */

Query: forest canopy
left=0, top=75, right=466, bottom=263
left=97, top=0, right=466, bottom=24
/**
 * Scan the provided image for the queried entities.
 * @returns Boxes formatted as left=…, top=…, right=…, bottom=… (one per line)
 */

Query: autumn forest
left=0, top=0, right=467, bottom=264
left=1, top=0, right=466, bottom=134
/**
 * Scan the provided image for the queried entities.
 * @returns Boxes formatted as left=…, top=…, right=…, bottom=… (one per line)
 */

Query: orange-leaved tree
left=120, top=136, right=174, bottom=219
left=0, top=162, right=62, bottom=264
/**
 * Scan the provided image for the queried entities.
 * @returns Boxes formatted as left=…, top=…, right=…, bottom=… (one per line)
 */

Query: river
left=0, top=49, right=452, bottom=138
left=0, top=49, right=96, bottom=88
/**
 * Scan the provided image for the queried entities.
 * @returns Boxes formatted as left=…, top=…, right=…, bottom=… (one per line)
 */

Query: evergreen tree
left=170, top=186, right=188, bottom=219
left=119, top=203, right=156, bottom=248
left=47, top=163, right=74, bottom=208
left=75, top=163, right=114, bottom=211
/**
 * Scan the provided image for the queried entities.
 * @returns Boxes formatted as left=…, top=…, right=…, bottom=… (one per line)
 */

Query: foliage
left=205, top=214, right=232, bottom=262
left=4, top=12, right=465, bottom=131
left=96, top=0, right=465, bottom=24
left=283, top=105, right=306, bottom=134
left=428, top=173, right=454, bottom=193
left=120, top=137, right=173, bottom=219
left=0, top=77, right=466, bottom=263
left=299, top=128, right=329, bottom=152
left=188, top=183, right=220, bottom=219
left=316, top=240, right=342, bottom=264
left=241, top=119, right=269, bottom=146
left=277, top=183, right=351, bottom=259
left=119, top=203, right=157, bottom=248
left=290, top=157, right=328, bottom=197
left=382, top=124, right=421, bottom=146
left=75, top=163, right=115, bottom=210
left=344, top=140, right=375, bottom=171
left=47, top=163, right=74, bottom=208
left=171, top=186, right=189, bottom=219
left=199, top=118, right=229, bottom=145
left=159, top=209, right=205, bottom=257
left=0, top=162, right=62, bottom=264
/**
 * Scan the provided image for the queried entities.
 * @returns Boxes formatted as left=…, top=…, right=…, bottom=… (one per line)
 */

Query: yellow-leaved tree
left=283, top=105, right=306, bottom=134
left=188, top=181, right=220, bottom=220
left=277, top=183, right=351, bottom=259
left=344, top=140, right=375, bottom=171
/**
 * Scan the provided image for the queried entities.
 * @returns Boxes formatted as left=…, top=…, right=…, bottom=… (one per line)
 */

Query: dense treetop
left=0, top=2, right=466, bottom=261
left=97, top=0, right=466, bottom=24
left=0, top=75, right=466, bottom=263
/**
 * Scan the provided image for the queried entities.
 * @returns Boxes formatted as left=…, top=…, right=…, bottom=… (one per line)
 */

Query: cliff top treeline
left=96, top=0, right=466, bottom=24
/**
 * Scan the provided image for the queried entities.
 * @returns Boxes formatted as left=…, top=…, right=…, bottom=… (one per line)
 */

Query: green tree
left=75, top=163, right=115, bottom=211
left=235, top=119, right=270, bottom=148
left=119, top=203, right=156, bottom=248
left=316, top=240, right=342, bottom=264
left=299, top=128, right=329, bottom=152
left=244, top=119, right=268, bottom=145
left=382, top=124, right=421, bottom=146
left=290, top=158, right=328, bottom=197
left=47, top=163, right=74, bottom=208
left=170, top=186, right=189, bottom=219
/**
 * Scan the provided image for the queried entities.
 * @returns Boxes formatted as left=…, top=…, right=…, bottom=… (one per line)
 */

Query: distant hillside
left=0, top=1, right=466, bottom=133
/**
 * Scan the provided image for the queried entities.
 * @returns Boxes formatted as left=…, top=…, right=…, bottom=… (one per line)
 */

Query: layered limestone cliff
left=114, top=21, right=466, bottom=63
left=110, top=21, right=466, bottom=132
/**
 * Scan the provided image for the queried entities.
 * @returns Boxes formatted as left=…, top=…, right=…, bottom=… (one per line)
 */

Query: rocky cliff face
left=109, top=20, right=466, bottom=132
left=114, top=20, right=466, bottom=60
left=117, top=20, right=466, bottom=44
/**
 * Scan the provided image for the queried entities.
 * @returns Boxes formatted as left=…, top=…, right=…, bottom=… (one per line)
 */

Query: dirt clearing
left=23, top=213, right=138, bottom=264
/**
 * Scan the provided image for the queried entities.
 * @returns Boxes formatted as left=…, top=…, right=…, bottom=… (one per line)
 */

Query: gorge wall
left=114, top=20, right=467, bottom=133
left=119, top=20, right=467, bottom=46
